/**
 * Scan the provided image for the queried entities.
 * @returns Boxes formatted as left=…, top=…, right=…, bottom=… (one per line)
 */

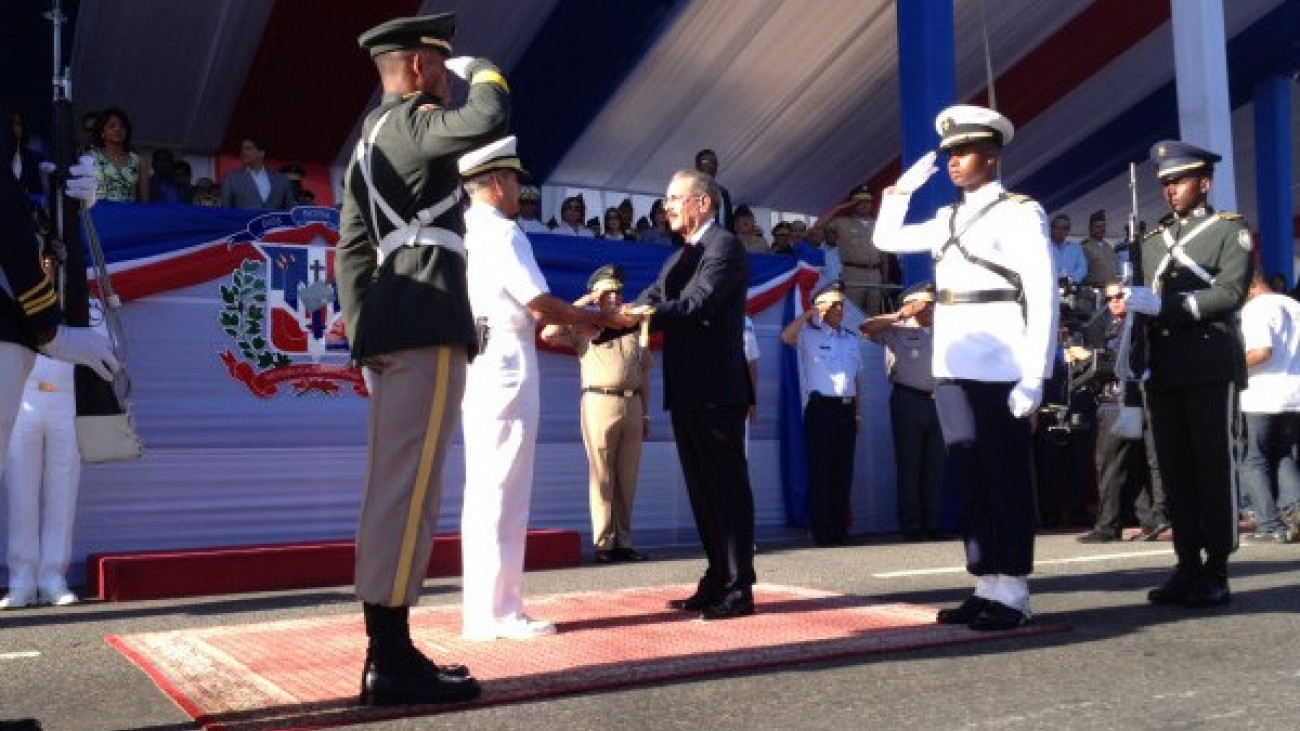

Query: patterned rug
left=108, top=584, right=1065, bottom=731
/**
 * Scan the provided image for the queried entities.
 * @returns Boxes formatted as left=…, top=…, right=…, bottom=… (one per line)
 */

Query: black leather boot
left=360, top=603, right=480, bottom=706
left=1147, top=563, right=1201, bottom=604
left=1182, top=560, right=1231, bottom=608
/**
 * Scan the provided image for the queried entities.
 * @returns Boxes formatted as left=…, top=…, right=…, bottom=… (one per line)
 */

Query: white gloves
left=39, top=326, right=120, bottom=381
left=444, top=56, right=475, bottom=80
left=65, top=154, right=99, bottom=208
left=1124, top=286, right=1162, bottom=315
left=893, top=151, right=938, bottom=194
left=1008, top=379, right=1043, bottom=419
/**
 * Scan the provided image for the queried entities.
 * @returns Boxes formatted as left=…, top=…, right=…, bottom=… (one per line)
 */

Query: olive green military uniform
left=336, top=61, right=510, bottom=608
left=1140, top=207, right=1252, bottom=575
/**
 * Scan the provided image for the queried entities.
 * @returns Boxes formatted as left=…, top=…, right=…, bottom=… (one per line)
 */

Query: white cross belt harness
left=356, top=109, right=465, bottom=262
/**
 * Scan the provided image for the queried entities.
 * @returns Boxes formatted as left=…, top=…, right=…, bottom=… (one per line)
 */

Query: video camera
left=1038, top=277, right=1111, bottom=440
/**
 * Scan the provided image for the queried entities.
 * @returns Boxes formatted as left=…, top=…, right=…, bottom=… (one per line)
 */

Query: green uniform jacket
left=1139, top=208, right=1253, bottom=390
left=336, top=60, right=510, bottom=362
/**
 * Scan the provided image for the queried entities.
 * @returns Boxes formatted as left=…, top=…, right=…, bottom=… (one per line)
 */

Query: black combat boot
left=360, top=603, right=480, bottom=706
left=1181, top=559, right=1231, bottom=608
left=1147, top=562, right=1201, bottom=604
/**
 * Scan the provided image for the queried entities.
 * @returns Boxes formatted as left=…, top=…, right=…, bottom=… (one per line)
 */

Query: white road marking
left=0, top=651, right=41, bottom=660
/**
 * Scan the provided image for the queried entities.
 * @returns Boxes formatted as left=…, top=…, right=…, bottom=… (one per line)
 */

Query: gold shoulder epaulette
left=1005, top=193, right=1033, bottom=204
left=1142, top=226, right=1163, bottom=240
left=1216, top=212, right=1243, bottom=221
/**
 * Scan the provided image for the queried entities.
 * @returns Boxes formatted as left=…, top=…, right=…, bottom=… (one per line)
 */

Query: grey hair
left=463, top=169, right=507, bottom=196
left=669, top=169, right=720, bottom=215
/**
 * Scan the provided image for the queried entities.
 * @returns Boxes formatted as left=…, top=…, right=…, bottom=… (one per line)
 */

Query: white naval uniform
left=873, top=181, right=1057, bottom=385
left=5, top=355, right=79, bottom=596
left=459, top=201, right=550, bottom=637
left=874, top=180, right=1056, bottom=613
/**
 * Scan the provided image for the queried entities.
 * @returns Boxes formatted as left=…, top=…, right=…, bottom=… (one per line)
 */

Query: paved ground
left=1, top=531, right=1297, bottom=731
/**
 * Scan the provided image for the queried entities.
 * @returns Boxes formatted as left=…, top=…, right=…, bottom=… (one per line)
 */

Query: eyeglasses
left=1105, top=294, right=1125, bottom=301
left=665, top=193, right=702, bottom=205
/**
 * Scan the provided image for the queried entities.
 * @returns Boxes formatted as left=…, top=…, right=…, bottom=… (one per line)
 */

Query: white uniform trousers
left=5, top=369, right=79, bottom=593
left=460, top=332, right=540, bottom=634
left=0, top=343, right=37, bottom=465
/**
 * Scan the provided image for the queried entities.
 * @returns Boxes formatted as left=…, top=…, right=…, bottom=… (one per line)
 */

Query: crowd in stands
left=7, top=105, right=317, bottom=212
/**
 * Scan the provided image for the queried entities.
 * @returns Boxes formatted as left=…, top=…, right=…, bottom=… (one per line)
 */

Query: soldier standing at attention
left=335, top=12, right=509, bottom=706
left=1124, top=141, right=1253, bottom=608
left=873, top=105, right=1057, bottom=631
left=540, top=265, right=653, bottom=564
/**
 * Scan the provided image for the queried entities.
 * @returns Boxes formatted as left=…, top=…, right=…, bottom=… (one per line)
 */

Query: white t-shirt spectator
left=1240, top=292, right=1300, bottom=413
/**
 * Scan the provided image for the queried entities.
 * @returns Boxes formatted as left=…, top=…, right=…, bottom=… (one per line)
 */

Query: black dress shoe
left=593, top=550, right=618, bottom=564
left=967, top=601, right=1030, bottom=631
left=360, top=660, right=481, bottom=706
left=1140, top=523, right=1170, bottom=541
left=1181, top=571, right=1231, bottom=608
left=666, top=593, right=716, bottom=612
left=615, top=547, right=649, bottom=562
left=1076, top=529, right=1120, bottom=544
left=699, top=592, right=755, bottom=621
left=936, top=596, right=992, bottom=625
left=1147, top=564, right=1201, bottom=604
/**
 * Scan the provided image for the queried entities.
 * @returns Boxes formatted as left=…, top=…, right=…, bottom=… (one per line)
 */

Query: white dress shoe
left=463, top=614, right=557, bottom=641
left=0, top=588, right=38, bottom=609
left=41, top=587, right=79, bottom=606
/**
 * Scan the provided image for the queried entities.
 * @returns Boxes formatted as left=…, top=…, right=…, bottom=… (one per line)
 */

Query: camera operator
left=1034, top=277, right=1107, bottom=528
left=1075, top=279, right=1167, bottom=543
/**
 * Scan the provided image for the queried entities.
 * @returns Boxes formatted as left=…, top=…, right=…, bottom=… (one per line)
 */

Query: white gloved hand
left=444, top=56, right=475, bottom=80
left=65, top=154, right=99, bottom=208
left=1008, top=379, right=1043, bottom=419
left=39, top=326, right=120, bottom=381
left=893, top=150, right=938, bottom=194
left=1124, top=285, right=1162, bottom=315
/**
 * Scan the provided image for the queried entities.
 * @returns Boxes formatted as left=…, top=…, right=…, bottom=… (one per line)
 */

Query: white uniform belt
left=378, top=226, right=466, bottom=260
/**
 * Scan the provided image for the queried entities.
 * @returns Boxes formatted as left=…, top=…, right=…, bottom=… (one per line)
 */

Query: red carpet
left=87, top=529, right=580, bottom=601
left=107, top=584, right=1066, bottom=731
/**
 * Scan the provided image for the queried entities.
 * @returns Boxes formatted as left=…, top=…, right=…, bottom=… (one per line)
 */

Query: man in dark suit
left=631, top=168, right=755, bottom=620
left=220, top=137, right=295, bottom=210
left=1125, top=140, right=1253, bottom=608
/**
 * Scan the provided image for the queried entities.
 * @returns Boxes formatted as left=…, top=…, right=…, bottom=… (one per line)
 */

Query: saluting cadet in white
left=873, top=105, right=1057, bottom=631
left=457, top=137, right=631, bottom=640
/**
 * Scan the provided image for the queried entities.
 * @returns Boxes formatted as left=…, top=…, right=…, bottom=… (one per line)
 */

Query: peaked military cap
left=935, top=104, right=1015, bottom=151
left=458, top=135, right=527, bottom=178
left=849, top=184, right=874, bottom=202
left=358, top=13, right=456, bottom=57
left=900, top=281, right=936, bottom=305
left=588, top=264, right=625, bottom=293
left=813, top=280, right=847, bottom=307
left=1150, top=140, right=1221, bottom=182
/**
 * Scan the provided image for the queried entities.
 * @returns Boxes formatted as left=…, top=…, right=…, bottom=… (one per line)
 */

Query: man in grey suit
left=221, top=137, right=295, bottom=210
